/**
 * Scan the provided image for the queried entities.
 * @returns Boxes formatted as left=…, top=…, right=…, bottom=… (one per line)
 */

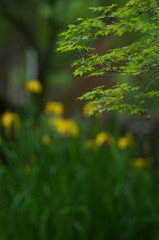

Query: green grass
left=0, top=107, right=159, bottom=240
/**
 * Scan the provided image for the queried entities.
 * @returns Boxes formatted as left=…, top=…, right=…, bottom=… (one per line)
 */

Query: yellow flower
left=117, top=136, right=134, bottom=150
left=51, top=117, right=79, bottom=137
left=117, top=137, right=129, bottom=149
left=1, top=111, right=20, bottom=136
left=25, top=80, right=43, bottom=94
left=130, top=158, right=146, bottom=168
left=83, top=102, right=97, bottom=117
left=1, top=111, right=15, bottom=128
left=44, top=101, right=64, bottom=116
left=64, top=119, right=79, bottom=137
left=41, top=135, right=51, bottom=145
left=95, top=132, right=115, bottom=146
left=51, top=117, right=67, bottom=135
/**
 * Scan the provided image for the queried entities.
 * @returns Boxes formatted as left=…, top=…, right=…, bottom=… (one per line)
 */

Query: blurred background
left=0, top=0, right=128, bottom=116
left=0, top=0, right=102, bottom=113
left=1, top=0, right=159, bottom=240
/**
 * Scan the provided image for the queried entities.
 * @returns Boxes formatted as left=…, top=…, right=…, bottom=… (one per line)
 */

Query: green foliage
left=1, top=86, right=159, bottom=240
left=1, top=102, right=159, bottom=240
left=57, top=0, right=159, bottom=116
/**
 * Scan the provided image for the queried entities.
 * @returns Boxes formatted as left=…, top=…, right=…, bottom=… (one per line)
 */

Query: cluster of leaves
left=57, top=0, right=159, bottom=116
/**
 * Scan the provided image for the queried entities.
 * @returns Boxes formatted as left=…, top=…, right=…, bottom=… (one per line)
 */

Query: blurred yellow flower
left=41, top=135, right=51, bottom=145
left=117, top=136, right=134, bottom=150
left=51, top=117, right=67, bottom=135
left=83, top=102, right=97, bottom=117
left=1, top=111, right=20, bottom=136
left=118, top=137, right=129, bottom=149
left=44, top=101, right=64, bottom=116
left=65, top=119, right=79, bottom=137
left=51, top=117, right=79, bottom=137
left=95, top=132, right=115, bottom=146
left=130, top=157, right=146, bottom=168
left=25, top=80, right=43, bottom=94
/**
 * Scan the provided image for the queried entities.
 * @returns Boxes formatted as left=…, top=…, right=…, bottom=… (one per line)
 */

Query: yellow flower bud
left=25, top=80, right=43, bottom=94
left=44, top=101, right=64, bottom=116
